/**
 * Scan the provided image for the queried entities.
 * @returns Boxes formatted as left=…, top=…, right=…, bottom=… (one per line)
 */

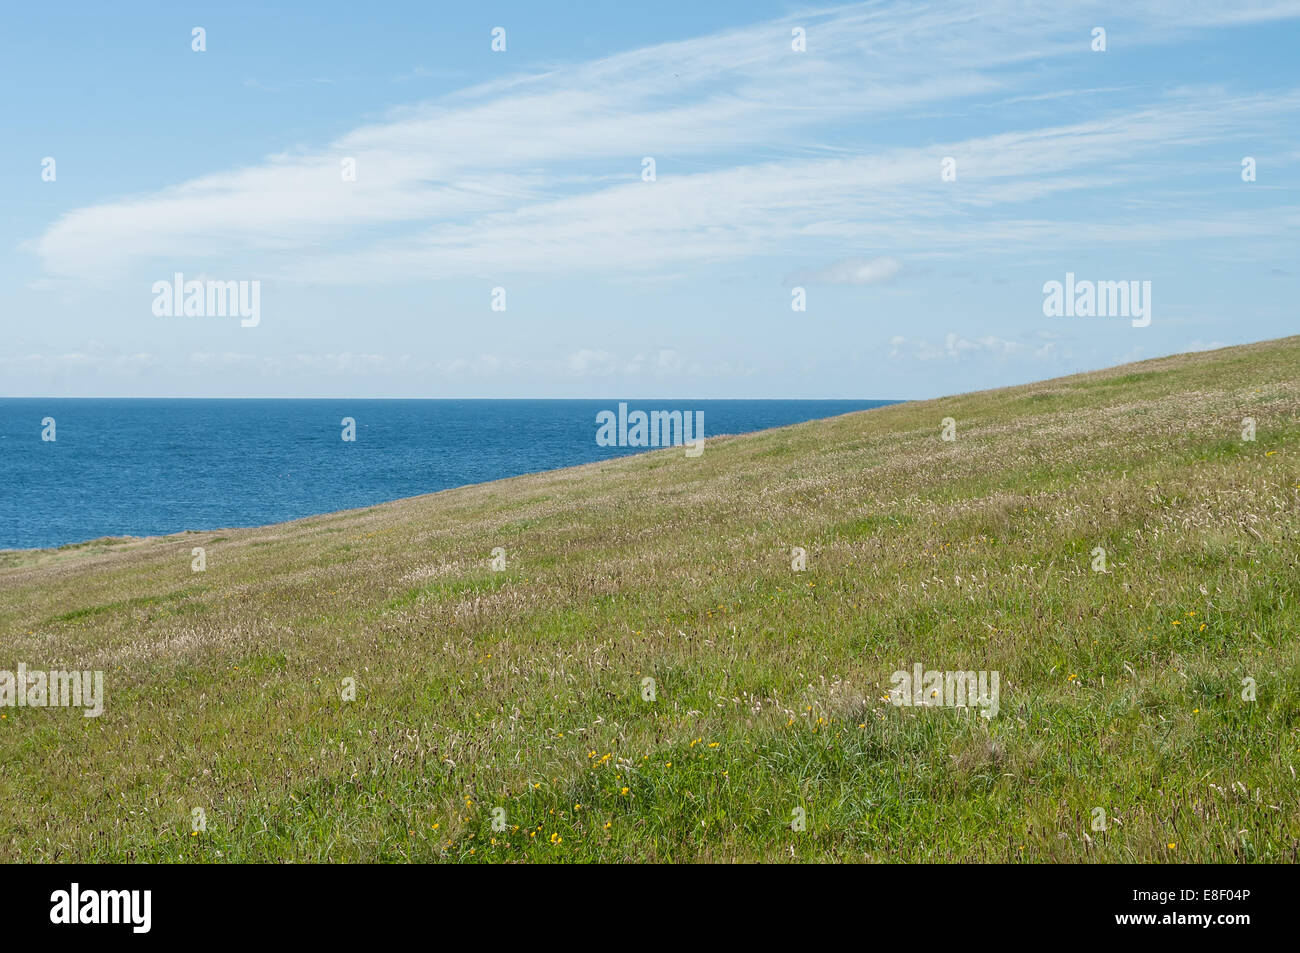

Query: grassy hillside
left=2, top=338, right=1298, bottom=863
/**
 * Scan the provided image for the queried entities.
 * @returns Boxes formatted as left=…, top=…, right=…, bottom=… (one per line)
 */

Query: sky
left=2, top=0, right=1298, bottom=399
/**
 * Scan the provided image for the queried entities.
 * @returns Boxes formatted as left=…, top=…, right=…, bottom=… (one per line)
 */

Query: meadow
left=1, top=336, right=1297, bottom=862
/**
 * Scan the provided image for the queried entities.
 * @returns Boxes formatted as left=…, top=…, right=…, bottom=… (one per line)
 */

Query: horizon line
left=0, top=395, right=904, bottom=402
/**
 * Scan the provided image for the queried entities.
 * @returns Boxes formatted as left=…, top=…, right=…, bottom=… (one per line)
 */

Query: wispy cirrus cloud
left=25, top=0, right=1300, bottom=286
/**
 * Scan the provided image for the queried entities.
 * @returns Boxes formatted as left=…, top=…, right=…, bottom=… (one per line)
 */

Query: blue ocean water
left=0, top=399, right=896, bottom=550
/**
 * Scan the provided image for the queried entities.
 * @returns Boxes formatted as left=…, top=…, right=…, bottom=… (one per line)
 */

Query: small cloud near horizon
left=790, top=256, right=903, bottom=286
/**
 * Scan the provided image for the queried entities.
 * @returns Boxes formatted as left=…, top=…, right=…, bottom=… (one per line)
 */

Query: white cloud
left=889, top=332, right=1063, bottom=362
left=24, top=1, right=1300, bottom=285
left=566, top=349, right=621, bottom=376
left=186, top=352, right=397, bottom=374
left=0, top=350, right=160, bottom=373
left=800, top=257, right=902, bottom=285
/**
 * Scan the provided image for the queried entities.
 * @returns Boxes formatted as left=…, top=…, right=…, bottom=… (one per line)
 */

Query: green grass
left=1, top=336, right=1298, bottom=862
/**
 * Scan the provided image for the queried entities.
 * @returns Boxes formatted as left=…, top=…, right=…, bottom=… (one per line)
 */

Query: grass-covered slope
left=2, top=337, right=1298, bottom=862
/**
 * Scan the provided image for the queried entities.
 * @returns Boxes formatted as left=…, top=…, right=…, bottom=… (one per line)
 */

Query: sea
left=0, top=398, right=896, bottom=551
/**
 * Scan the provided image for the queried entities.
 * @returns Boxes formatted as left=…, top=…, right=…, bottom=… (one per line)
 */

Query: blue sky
left=3, top=0, right=1298, bottom=399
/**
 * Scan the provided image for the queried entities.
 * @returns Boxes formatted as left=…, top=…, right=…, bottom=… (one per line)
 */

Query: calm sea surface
left=0, top=398, right=896, bottom=550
